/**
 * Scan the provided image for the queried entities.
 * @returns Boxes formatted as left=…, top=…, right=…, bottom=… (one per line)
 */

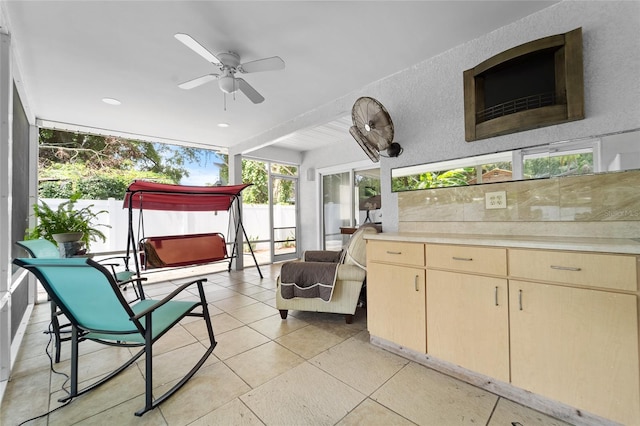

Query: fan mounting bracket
left=216, top=52, right=241, bottom=68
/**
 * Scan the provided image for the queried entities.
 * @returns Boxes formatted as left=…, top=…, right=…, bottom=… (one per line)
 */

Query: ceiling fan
left=175, top=33, right=285, bottom=104
left=349, top=97, right=402, bottom=162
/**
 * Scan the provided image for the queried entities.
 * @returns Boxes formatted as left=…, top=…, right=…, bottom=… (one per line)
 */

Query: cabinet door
left=510, top=280, right=640, bottom=425
left=367, top=262, right=426, bottom=353
left=427, top=270, right=509, bottom=382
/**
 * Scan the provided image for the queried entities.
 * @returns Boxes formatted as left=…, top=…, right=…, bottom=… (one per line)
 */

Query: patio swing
left=123, top=180, right=263, bottom=279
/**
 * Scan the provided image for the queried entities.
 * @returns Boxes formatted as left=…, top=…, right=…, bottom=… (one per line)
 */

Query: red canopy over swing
left=122, top=180, right=262, bottom=278
left=123, top=181, right=251, bottom=212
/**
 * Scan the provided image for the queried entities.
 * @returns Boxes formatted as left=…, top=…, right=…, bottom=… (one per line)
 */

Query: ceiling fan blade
left=236, top=78, right=265, bottom=104
left=238, top=56, right=285, bottom=74
left=174, top=33, right=221, bottom=65
left=178, top=74, right=219, bottom=90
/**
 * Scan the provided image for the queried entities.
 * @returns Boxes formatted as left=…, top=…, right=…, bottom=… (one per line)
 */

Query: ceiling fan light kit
left=218, top=74, right=237, bottom=94
left=350, top=96, right=402, bottom=162
left=174, top=33, right=285, bottom=105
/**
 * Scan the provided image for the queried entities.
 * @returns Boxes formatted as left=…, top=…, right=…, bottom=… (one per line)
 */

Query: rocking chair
left=13, top=257, right=216, bottom=416
left=16, top=239, right=135, bottom=363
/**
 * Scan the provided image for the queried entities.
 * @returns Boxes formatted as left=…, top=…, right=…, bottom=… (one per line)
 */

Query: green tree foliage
left=274, top=179, right=294, bottom=205
left=392, top=168, right=471, bottom=191
left=38, top=163, right=173, bottom=199
left=242, top=159, right=269, bottom=204
left=355, top=175, right=380, bottom=199
left=217, top=155, right=297, bottom=205
left=524, top=153, right=593, bottom=178
left=38, top=129, right=220, bottom=199
left=391, top=153, right=594, bottom=192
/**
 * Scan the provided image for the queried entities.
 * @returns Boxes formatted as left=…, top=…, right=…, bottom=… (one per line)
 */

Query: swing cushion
left=141, top=233, right=228, bottom=269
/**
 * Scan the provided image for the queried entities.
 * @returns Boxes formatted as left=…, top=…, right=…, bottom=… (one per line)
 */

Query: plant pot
left=52, top=232, right=86, bottom=257
left=52, top=232, right=84, bottom=244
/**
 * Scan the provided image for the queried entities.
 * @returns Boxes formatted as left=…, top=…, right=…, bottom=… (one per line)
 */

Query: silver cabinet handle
left=518, top=289, right=523, bottom=311
left=414, top=275, right=419, bottom=292
left=494, top=286, right=499, bottom=306
left=550, top=265, right=582, bottom=271
left=452, top=256, right=473, bottom=261
left=386, top=251, right=402, bottom=255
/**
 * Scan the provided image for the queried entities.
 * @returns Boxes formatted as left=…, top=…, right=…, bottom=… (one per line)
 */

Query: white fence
left=39, top=198, right=295, bottom=254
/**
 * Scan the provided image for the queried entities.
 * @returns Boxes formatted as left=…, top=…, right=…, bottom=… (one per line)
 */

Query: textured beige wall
left=398, top=170, right=640, bottom=239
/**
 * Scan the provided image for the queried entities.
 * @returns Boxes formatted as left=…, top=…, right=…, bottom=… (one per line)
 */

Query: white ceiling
left=1, top=1, right=557, bottom=154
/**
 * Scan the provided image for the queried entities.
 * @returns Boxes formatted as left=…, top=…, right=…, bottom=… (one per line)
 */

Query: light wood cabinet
left=367, top=240, right=424, bottom=266
left=367, top=262, right=426, bottom=353
left=367, top=240, right=426, bottom=353
left=425, top=244, right=509, bottom=381
left=366, top=237, right=640, bottom=425
left=425, top=244, right=507, bottom=276
left=426, top=269, right=509, bottom=382
left=509, top=248, right=637, bottom=291
left=509, top=280, right=640, bottom=425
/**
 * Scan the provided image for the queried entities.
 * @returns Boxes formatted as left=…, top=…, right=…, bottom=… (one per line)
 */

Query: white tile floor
left=1, top=264, right=571, bottom=425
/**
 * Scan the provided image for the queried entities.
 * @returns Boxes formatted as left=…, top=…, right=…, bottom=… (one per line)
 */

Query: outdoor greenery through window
left=218, top=159, right=297, bottom=205
left=523, top=151, right=593, bottom=179
left=36, top=129, right=300, bottom=263
left=392, top=147, right=594, bottom=192
left=216, top=158, right=299, bottom=258
left=37, top=129, right=223, bottom=199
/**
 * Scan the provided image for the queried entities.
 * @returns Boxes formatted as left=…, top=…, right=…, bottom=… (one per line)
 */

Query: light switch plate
left=485, top=191, right=507, bottom=209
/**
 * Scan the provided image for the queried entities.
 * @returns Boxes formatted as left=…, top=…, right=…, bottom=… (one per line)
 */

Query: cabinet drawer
left=509, top=249, right=638, bottom=291
left=426, top=244, right=507, bottom=276
left=367, top=240, right=424, bottom=266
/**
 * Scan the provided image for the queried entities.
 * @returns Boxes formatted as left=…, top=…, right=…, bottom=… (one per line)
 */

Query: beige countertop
left=364, top=232, right=640, bottom=255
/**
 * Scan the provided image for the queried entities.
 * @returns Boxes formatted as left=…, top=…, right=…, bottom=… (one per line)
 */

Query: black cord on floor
left=17, top=322, right=75, bottom=425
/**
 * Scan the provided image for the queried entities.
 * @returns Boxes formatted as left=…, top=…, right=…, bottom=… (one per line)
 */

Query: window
left=391, top=139, right=599, bottom=192
left=521, top=145, right=594, bottom=179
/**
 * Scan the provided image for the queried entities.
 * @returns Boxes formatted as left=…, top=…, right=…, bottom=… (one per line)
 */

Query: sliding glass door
left=271, top=168, right=298, bottom=262
left=240, top=159, right=299, bottom=264
left=354, top=168, right=381, bottom=226
left=322, top=172, right=351, bottom=250
left=321, top=167, right=380, bottom=250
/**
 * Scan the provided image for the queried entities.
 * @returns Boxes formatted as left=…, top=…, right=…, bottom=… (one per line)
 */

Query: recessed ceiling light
left=218, top=123, right=230, bottom=128
left=102, top=98, right=121, bottom=105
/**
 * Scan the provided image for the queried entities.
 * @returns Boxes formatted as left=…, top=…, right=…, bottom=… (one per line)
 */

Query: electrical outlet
left=485, top=191, right=507, bottom=209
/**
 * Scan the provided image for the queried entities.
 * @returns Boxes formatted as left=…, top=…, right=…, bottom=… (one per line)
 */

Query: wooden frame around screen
left=464, top=27, right=584, bottom=142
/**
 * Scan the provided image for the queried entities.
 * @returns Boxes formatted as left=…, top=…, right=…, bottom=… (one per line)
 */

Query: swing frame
left=123, top=181, right=263, bottom=279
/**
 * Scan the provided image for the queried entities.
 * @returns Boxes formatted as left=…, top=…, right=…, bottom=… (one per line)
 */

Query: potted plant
left=26, top=192, right=109, bottom=254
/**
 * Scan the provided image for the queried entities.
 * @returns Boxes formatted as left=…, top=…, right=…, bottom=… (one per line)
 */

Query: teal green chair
left=13, top=257, right=216, bottom=416
left=16, top=239, right=135, bottom=282
left=16, top=239, right=136, bottom=363
left=16, top=238, right=60, bottom=258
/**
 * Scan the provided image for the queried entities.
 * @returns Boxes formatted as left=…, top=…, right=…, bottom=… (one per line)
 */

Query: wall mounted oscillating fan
left=349, top=97, right=402, bottom=162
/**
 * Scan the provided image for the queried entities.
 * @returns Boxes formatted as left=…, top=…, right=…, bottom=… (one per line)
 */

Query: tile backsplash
left=398, top=169, right=640, bottom=239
